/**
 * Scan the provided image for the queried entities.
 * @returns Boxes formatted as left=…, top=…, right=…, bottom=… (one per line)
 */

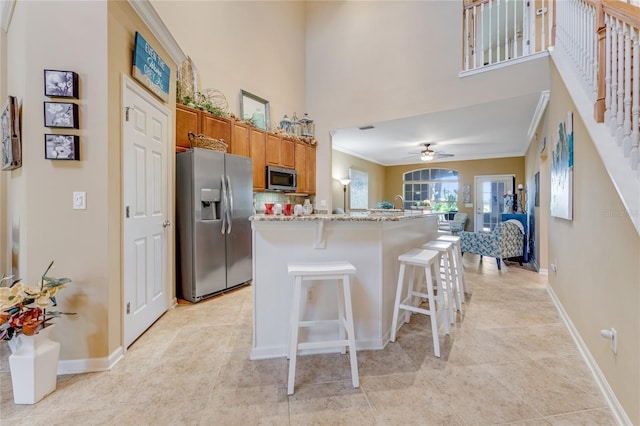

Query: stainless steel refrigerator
left=176, top=148, right=253, bottom=302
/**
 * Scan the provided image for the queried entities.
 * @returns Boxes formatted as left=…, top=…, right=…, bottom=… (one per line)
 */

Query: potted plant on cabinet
left=0, top=261, right=72, bottom=404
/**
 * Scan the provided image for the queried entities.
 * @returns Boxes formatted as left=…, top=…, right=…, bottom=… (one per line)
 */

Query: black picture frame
left=44, top=134, right=79, bottom=160
left=1, top=95, right=21, bottom=171
left=44, top=102, right=78, bottom=129
left=44, top=70, right=78, bottom=98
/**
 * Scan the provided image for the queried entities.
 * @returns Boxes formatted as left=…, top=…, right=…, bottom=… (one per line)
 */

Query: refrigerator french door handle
left=220, top=175, right=227, bottom=235
left=226, top=175, right=233, bottom=234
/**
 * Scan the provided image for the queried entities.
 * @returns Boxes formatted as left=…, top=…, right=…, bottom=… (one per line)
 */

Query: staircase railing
left=463, top=0, right=555, bottom=71
left=553, top=0, right=640, bottom=234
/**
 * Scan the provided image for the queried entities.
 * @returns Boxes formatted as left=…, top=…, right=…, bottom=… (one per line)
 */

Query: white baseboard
left=538, top=268, right=549, bottom=275
left=546, top=284, right=631, bottom=426
left=57, top=347, right=124, bottom=375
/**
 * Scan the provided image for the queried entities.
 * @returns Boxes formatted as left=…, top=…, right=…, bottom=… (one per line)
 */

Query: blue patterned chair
left=449, top=213, right=468, bottom=234
left=459, top=221, right=524, bottom=270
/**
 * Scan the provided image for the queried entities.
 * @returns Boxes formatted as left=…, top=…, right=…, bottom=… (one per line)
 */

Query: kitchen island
left=249, top=211, right=438, bottom=360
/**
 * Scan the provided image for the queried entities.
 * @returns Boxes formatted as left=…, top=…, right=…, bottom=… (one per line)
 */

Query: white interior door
left=122, top=75, right=170, bottom=348
left=474, top=175, right=514, bottom=232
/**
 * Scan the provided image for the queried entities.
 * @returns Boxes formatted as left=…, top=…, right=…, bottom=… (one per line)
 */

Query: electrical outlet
left=73, top=191, right=86, bottom=210
left=307, top=288, right=314, bottom=302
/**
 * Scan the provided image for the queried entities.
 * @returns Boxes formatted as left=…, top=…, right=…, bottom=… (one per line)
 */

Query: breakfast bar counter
left=249, top=212, right=438, bottom=360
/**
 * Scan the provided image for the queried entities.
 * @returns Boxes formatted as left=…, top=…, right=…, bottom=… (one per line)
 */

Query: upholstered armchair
left=449, top=213, right=469, bottom=234
left=459, top=221, right=524, bottom=270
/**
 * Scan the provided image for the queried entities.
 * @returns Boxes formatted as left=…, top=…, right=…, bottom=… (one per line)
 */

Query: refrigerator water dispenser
left=200, top=188, right=220, bottom=221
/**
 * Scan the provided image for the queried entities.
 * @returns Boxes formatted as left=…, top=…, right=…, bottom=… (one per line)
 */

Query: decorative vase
left=8, top=324, right=60, bottom=404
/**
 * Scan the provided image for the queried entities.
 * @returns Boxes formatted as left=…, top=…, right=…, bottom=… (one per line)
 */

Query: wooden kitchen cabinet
left=305, top=143, right=316, bottom=194
left=281, top=137, right=295, bottom=169
left=176, top=104, right=199, bottom=152
left=176, top=104, right=231, bottom=153
left=250, top=128, right=266, bottom=191
left=294, top=142, right=316, bottom=194
left=230, top=121, right=250, bottom=157
left=294, top=141, right=307, bottom=193
left=265, top=133, right=281, bottom=166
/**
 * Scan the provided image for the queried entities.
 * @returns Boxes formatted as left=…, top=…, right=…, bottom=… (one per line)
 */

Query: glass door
left=474, top=175, right=514, bottom=232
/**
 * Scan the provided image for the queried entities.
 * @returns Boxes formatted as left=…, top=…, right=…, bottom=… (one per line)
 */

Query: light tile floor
left=1, top=254, right=616, bottom=425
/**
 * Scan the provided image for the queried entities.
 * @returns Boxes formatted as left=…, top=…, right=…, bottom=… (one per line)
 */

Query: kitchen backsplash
left=253, top=193, right=315, bottom=214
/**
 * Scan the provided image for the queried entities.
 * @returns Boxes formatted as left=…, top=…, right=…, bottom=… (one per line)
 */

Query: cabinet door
left=250, top=128, right=266, bottom=191
left=281, top=137, right=295, bottom=169
left=176, top=104, right=199, bottom=152
left=295, top=142, right=307, bottom=193
left=265, top=133, right=281, bottom=166
left=305, top=144, right=316, bottom=194
left=200, top=113, right=231, bottom=146
left=231, top=121, right=250, bottom=157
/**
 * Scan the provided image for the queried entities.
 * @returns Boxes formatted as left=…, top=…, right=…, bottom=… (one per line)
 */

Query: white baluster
left=631, top=27, right=639, bottom=170
left=464, top=8, right=470, bottom=71
left=610, top=18, right=619, bottom=135
left=497, top=0, right=501, bottom=62
left=616, top=21, right=625, bottom=145
left=488, top=0, right=493, bottom=65
left=605, top=14, right=613, bottom=129
left=623, top=23, right=632, bottom=156
left=480, top=3, right=485, bottom=68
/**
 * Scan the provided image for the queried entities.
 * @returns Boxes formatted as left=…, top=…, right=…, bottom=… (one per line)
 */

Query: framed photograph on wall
left=1, top=95, right=22, bottom=171
left=44, top=102, right=78, bottom=129
left=44, top=70, right=78, bottom=98
left=240, top=90, right=270, bottom=131
left=44, top=134, right=79, bottom=160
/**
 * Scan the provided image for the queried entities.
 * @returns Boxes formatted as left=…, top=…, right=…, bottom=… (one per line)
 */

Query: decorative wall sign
left=550, top=112, right=573, bottom=220
left=44, top=70, right=78, bottom=98
left=44, top=102, right=78, bottom=129
left=1, top=95, right=21, bottom=171
left=44, top=134, right=79, bottom=160
left=132, top=32, right=170, bottom=102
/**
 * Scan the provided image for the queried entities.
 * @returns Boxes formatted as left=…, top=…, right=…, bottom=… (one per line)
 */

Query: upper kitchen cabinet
left=281, top=137, right=295, bottom=169
left=176, top=104, right=199, bottom=152
left=305, top=143, right=316, bottom=194
left=265, top=133, right=281, bottom=166
left=266, top=134, right=295, bottom=169
left=294, top=141, right=307, bottom=194
left=175, top=104, right=231, bottom=152
left=230, top=121, right=250, bottom=157
left=250, top=128, right=266, bottom=191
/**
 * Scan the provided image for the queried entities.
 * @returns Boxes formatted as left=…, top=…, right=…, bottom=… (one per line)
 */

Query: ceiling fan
left=410, top=143, right=454, bottom=162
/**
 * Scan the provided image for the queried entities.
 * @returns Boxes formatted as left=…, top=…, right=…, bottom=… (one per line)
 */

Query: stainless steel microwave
left=266, top=166, right=297, bottom=191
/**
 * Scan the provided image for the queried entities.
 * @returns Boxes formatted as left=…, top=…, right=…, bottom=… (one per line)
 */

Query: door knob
left=162, top=220, right=171, bottom=228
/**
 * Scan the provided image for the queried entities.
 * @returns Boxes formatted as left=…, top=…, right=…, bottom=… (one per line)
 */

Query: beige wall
left=1, top=0, right=175, bottom=361
left=305, top=0, right=549, bottom=211
left=545, top=63, right=640, bottom=424
left=151, top=0, right=306, bottom=128
left=524, top=131, right=548, bottom=270
left=107, top=0, right=177, bottom=358
left=386, top=157, right=525, bottom=231
left=4, top=1, right=110, bottom=360
left=331, top=150, right=385, bottom=211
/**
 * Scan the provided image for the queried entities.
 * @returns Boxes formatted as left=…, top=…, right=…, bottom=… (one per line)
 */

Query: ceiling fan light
left=421, top=151, right=434, bottom=161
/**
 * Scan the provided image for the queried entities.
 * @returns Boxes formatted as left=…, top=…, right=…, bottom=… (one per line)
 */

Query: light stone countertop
left=249, top=211, right=437, bottom=222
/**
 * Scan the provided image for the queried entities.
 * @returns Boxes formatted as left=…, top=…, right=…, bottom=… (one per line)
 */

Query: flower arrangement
left=0, top=261, right=72, bottom=341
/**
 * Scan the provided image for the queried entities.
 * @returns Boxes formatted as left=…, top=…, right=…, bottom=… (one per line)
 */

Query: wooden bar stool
left=390, top=248, right=450, bottom=357
left=287, top=261, right=359, bottom=395
left=437, top=234, right=466, bottom=303
left=422, top=240, right=461, bottom=324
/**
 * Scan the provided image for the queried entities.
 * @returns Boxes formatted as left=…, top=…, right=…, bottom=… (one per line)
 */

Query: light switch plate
left=73, top=191, right=86, bottom=209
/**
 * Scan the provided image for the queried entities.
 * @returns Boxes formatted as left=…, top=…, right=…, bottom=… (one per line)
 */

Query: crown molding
left=1, top=0, right=16, bottom=32
left=527, top=90, right=550, bottom=142
left=127, top=0, right=186, bottom=66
